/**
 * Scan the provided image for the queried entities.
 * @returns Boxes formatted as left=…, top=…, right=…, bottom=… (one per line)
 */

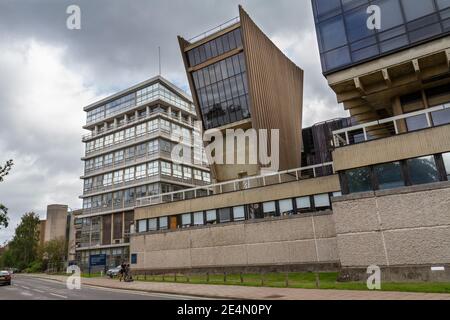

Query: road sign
left=89, top=254, right=106, bottom=267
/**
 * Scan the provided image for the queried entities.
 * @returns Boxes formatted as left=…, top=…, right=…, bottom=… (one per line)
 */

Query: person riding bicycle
left=119, top=262, right=126, bottom=282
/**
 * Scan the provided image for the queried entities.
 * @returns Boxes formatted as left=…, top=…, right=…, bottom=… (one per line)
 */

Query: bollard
left=240, top=272, right=244, bottom=284
left=285, top=273, right=289, bottom=287
left=315, top=273, right=320, bottom=289
left=261, top=272, right=265, bottom=286
left=206, top=272, right=209, bottom=283
left=224, top=272, right=227, bottom=283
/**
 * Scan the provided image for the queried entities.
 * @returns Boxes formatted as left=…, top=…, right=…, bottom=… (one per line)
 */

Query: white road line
left=33, top=289, right=45, bottom=293
left=49, top=293, right=68, bottom=299
left=21, top=286, right=30, bottom=290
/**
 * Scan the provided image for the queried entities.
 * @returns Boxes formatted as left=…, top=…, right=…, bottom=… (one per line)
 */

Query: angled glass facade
left=191, top=52, right=251, bottom=129
left=312, top=0, right=450, bottom=74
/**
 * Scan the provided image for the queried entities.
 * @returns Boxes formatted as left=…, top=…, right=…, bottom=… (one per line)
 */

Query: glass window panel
left=138, top=220, right=147, bottom=233
left=406, top=114, right=429, bottom=132
left=148, top=218, right=157, bottom=231
left=437, top=0, right=450, bottom=9
left=401, top=0, right=435, bottom=21
left=233, top=206, right=245, bottom=221
left=407, top=156, right=440, bottom=185
left=443, top=153, right=450, bottom=179
left=206, top=210, right=217, bottom=223
left=296, top=196, right=311, bottom=209
left=313, top=0, right=342, bottom=21
left=323, top=46, right=351, bottom=70
left=374, top=162, right=405, bottom=190
left=193, top=212, right=204, bottom=226
left=432, top=108, right=450, bottom=126
left=159, top=217, right=168, bottom=230
left=218, top=208, right=231, bottom=223
left=346, top=167, right=372, bottom=193
left=263, top=201, right=276, bottom=216
left=345, top=6, right=375, bottom=42
left=278, top=199, right=294, bottom=215
left=314, top=194, right=331, bottom=208
left=182, top=214, right=192, bottom=227
left=319, top=16, right=347, bottom=51
left=374, top=0, right=404, bottom=30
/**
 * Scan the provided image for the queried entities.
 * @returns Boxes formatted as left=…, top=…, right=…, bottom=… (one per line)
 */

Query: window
left=104, top=153, right=113, bottom=166
left=138, top=220, right=147, bottom=233
left=115, top=150, right=124, bottom=163
left=233, top=206, right=245, bottom=221
left=159, top=217, right=168, bottom=230
left=84, top=178, right=93, bottom=191
left=95, top=138, right=104, bottom=149
left=94, top=157, right=103, bottom=169
left=135, top=164, right=146, bottom=179
left=193, top=212, right=204, bottom=226
left=437, top=0, right=450, bottom=9
left=278, top=199, right=294, bottom=216
left=125, top=127, right=135, bottom=140
left=145, top=161, right=157, bottom=177
left=136, top=185, right=147, bottom=198
left=124, top=167, right=135, bottom=182
left=314, top=194, right=331, bottom=210
left=173, top=164, right=183, bottom=178
left=160, top=140, right=171, bottom=153
left=148, top=140, right=159, bottom=154
left=85, top=159, right=94, bottom=171
left=218, top=208, right=231, bottom=223
left=131, top=254, right=137, bottom=265
left=206, top=210, right=217, bottom=224
left=183, top=167, right=192, bottom=180
left=443, top=153, right=450, bottom=179
left=401, top=0, right=434, bottom=21
left=83, top=198, right=92, bottom=209
left=161, top=119, right=171, bottom=132
left=431, top=108, right=450, bottom=126
left=148, top=119, right=158, bottom=132
left=136, top=143, right=146, bottom=157
left=296, top=196, right=311, bottom=213
left=407, top=156, right=440, bottom=185
left=148, top=219, right=157, bottom=231
left=161, top=161, right=172, bottom=176
left=194, top=169, right=202, bottom=180
left=406, top=114, right=429, bottom=132
left=114, top=170, right=123, bottom=184
left=115, top=130, right=124, bottom=143
left=203, top=172, right=211, bottom=183
left=182, top=214, right=192, bottom=227
left=125, top=147, right=135, bottom=160
left=136, top=123, right=146, bottom=136
left=374, top=162, right=405, bottom=190
left=263, top=201, right=277, bottom=217
left=103, top=173, right=113, bottom=187
left=124, top=188, right=135, bottom=204
left=104, top=134, right=114, bottom=146
left=346, top=167, right=372, bottom=193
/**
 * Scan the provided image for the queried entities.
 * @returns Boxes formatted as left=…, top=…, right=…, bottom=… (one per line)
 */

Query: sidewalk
left=24, top=274, right=450, bottom=300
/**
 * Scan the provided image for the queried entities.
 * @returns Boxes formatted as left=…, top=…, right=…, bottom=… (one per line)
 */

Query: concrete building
left=178, top=6, right=304, bottom=182
left=39, top=205, right=70, bottom=247
left=76, top=76, right=210, bottom=270
left=127, top=2, right=450, bottom=282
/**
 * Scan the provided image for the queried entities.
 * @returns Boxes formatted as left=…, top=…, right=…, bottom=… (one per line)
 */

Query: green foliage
left=0, top=159, right=13, bottom=230
left=41, top=238, right=67, bottom=273
left=24, top=260, right=44, bottom=273
left=6, top=212, right=41, bottom=270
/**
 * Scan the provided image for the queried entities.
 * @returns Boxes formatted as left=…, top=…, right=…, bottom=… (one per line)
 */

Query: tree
left=7, top=212, right=40, bottom=270
left=41, top=238, right=67, bottom=273
left=0, top=160, right=14, bottom=229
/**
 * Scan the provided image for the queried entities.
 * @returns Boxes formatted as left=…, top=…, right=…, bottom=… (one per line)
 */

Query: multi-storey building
left=128, top=3, right=450, bottom=282
left=178, top=6, right=304, bottom=182
left=76, top=76, right=211, bottom=270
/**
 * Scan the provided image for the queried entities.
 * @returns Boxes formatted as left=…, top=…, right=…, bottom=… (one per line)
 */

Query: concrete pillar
left=392, top=97, right=407, bottom=134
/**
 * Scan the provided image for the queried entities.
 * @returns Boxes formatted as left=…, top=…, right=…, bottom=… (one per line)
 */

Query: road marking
left=49, top=293, right=68, bottom=299
left=21, top=286, right=30, bottom=290
left=33, top=289, right=45, bottom=293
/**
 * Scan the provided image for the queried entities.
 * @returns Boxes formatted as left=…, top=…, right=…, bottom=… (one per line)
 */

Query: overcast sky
left=0, top=0, right=348, bottom=244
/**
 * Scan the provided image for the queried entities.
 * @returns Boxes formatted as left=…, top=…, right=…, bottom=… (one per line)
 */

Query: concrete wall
left=44, top=204, right=68, bottom=243
left=333, top=182, right=450, bottom=269
left=333, top=124, right=450, bottom=171
left=135, top=175, right=340, bottom=220
left=130, top=213, right=339, bottom=272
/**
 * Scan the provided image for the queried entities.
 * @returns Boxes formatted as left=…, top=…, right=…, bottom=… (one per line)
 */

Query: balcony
left=136, top=162, right=334, bottom=207
left=82, top=109, right=194, bottom=143
left=332, top=104, right=450, bottom=148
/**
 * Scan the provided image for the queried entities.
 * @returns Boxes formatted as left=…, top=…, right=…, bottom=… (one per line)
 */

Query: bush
left=25, top=261, right=44, bottom=273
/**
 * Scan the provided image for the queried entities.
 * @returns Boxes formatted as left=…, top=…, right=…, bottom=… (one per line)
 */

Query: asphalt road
left=0, top=274, right=202, bottom=300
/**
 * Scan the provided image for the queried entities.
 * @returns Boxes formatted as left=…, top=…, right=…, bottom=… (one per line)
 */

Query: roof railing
left=188, top=16, right=240, bottom=43
left=136, top=162, right=334, bottom=208
left=332, top=104, right=450, bottom=148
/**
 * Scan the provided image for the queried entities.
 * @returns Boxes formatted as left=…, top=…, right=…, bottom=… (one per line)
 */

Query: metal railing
left=188, top=16, right=240, bottom=43
left=136, top=162, right=334, bottom=207
left=332, top=104, right=450, bottom=148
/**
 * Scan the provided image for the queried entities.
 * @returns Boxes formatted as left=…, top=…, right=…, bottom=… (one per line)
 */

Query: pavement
left=0, top=274, right=207, bottom=300
left=12, top=273, right=450, bottom=300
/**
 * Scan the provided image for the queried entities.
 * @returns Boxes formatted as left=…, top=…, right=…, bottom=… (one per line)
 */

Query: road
left=0, top=274, right=203, bottom=300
